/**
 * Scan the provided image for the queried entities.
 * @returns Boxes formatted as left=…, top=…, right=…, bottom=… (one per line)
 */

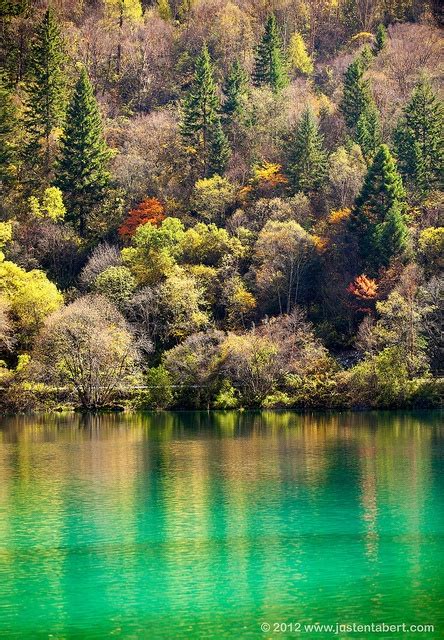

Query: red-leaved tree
left=118, top=198, right=166, bottom=238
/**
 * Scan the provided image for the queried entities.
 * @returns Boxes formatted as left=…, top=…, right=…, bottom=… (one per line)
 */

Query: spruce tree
left=394, top=77, right=444, bottom=196
left=351, top=144, right=407, bottom=271
left=287, top=107, right=328, bottom=194
left=24, top=8, right=66, bottom=180
left=222, top=60, right=248, bottom=119
left=340, top=57, right=373, bottom=132
left=0, top=74, right=17, bottom=190
left=55, top=68, right=111, bottom=233
left=372, top=24, right=387, bottom=55
left=253, top=13, right=288, bottom=92
left=356, top=102, right=381, bottom=162
left=180, top=44, right=230, bottom=177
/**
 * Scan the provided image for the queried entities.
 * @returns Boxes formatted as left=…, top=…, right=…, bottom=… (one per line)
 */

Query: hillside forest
left=0, top=0, right=443, bottom=411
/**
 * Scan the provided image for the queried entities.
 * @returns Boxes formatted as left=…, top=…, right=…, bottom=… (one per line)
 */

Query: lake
left=0, top=411, right=443, bottom=639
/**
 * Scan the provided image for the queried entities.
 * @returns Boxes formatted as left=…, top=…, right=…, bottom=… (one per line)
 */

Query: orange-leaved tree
left=118, top=198, right=166, bottom=238
left=347, top=274, right=378, bottom=313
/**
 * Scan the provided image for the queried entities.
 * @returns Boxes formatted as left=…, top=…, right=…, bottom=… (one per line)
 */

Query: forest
left=0, top=0, right=442, bottom=411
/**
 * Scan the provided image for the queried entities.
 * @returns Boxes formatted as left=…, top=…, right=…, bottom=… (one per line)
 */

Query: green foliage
left=55, top=68, right=111, bottom=234
left=0, top=74, right=17, bottom=188
left=222, top=60, right=248, bottom=119
left=418, top=227, right=444, bottom=276
left=134, top=365, right=174, bottom=409
left=356, top=102, right=381, bottom=161
left=24, top=9, right=66, bottom=180
left=394, top=78, right=444, bottom=196
left=213, top=380, right=239, bottom=409
left=372, top=24, right=387, bottom=55
left=351, top=144, right=407, bottom=271
left=94, top=266, right=136, bottom=309
left=192, top=175, right=236, bottom=224
left=157, top=0, right=172, bottom=21
left=253, top=14, right=288, bottom=92
left=180, top=45, right=230, bottom=178
left=287, top=107, right=328, bottom=194
left=340, top=57, right=373, bottom=132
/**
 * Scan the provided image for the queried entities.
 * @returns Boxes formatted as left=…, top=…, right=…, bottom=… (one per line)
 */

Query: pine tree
left=372, top=24, right=387, bottom=55
left=356, top=102, right=381, bottom=162
left=253, top=13, right=288, bottom=92
left=55, top=69, right=111, bottom=233
left=340, top=57, right=373, bottom=132
left=0, top=74, right=17, bottom=189
left=376, top=201, right=409, bottom=267
left=394, top=77, right=444, bottom=196
left=351, top=144, right=407, bottom=271
left=24, top=8, right=66, bottom=181
left=222, top=60, right=248, bottom=119
left=180, top=45, right=230, bottom=177
left=287, top=107, right=328, bottom=194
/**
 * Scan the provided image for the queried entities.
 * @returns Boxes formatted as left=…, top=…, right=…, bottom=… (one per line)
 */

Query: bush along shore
left=0, top=4, right=443, bottom=414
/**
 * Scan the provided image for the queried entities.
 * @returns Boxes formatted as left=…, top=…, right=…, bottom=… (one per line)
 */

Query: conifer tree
left=253, top=13, right=288, bottom=92
left=351, top=144, right=407, bottom=271
left=0, top=74, right=17, bottom=189
left=340, top=57, right=373, bottom=132
left=287, top=107, right=327, bottom=194
left=55, top=69, right=111, bottom=233
left=222, top=60, right=248, bottom=119
left=180, top=45, right=230, bottom=177
left=372, top=24, right=387, bottom=55
left=356, top=102, right=381, bottom=162
left=394, top=77, right=444, bottom=196
left=24, top=8, right=66, bottom=180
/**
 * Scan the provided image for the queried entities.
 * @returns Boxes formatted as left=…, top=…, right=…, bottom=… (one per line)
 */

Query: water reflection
left=0, top=411, right=443, bottom=638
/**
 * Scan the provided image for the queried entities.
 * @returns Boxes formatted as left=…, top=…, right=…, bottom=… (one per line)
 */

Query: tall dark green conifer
left=340, top=57, right=372, bottom=132
left=356, top=102, right=381, bottom=162
left=372, top=24, right=387, bottom=55
left=287, top=107, right=327, bottom=194
left=25, top=8, right=66, bottom=180
left=180, top=44, right=230, bottom=177
left=394, top=77, right=444, bottom=196
left=253, top=14, right=288, bottom=92
left=55, top=68, right=111, bottom=233
left=0, top=74, right=17, bottom=190
left=222, top=60, right=248, bottom=120
left=351, top=144, right=408, bottom=272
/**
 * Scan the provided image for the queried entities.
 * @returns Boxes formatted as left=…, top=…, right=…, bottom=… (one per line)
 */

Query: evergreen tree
left=376, top=202, right=409, bottom=267
left=222, top=60, right=248, bottom=119
left=24, top=8, right=66, bottom=181
left=55, top=69, right=111, bottom=234
left=0, top=74, right=17, bottom=190
left=287, top=107, right=328, bottom=194
left=180, top=45, right=230, bottom=177
left=253, top=13, right=288, bottom=92
left=351, top=144, right=407, bottom=271
left=340, top=57, right=373, bottom=132
left=356, top=102, right=381, bottom=162
left=394, top=77, right=444, bottom=196
left=372, top=24, right=387, bottom=55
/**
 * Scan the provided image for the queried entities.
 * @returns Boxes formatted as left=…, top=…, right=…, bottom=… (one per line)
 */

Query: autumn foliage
left=118, top=198, right=165, bottom=238
left=347, top=274, right=378, bottom=312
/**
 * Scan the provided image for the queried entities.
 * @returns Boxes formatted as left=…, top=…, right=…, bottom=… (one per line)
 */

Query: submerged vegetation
left=0, top=0, right=443, bottom=411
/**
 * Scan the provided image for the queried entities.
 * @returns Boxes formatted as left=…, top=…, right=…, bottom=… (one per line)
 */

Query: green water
left=0, top=412, right=443, bottom=639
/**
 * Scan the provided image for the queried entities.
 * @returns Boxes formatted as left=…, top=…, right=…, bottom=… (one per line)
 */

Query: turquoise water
left=0, top=411, right=443, bottom=639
